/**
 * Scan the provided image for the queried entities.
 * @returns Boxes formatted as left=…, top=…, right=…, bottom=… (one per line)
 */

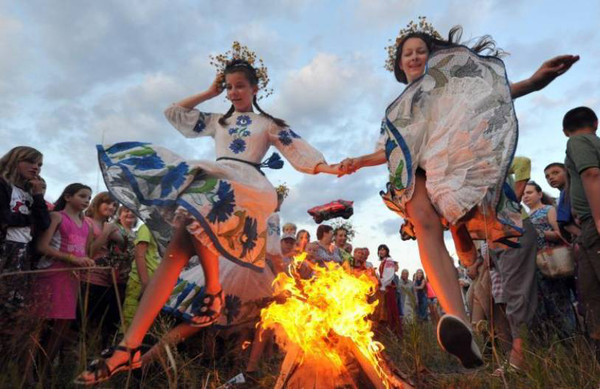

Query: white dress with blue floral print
left=97, top=105, right=325, bottom=326
left=98, top=105, right=324, bottom=271
left=162, top=211, right=282, bottom=328
left=376, top=46, right=523, bottom=247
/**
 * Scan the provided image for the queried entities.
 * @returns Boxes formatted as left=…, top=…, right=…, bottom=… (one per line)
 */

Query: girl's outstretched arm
left=510, top=55, right=579, bottom=99
left=338, top=149, right=387, bottom=176
left=175, top=75, right=224, bottom=108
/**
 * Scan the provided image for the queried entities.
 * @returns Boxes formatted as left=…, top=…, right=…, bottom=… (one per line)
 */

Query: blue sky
left=1, top=0, right=598, bottom=273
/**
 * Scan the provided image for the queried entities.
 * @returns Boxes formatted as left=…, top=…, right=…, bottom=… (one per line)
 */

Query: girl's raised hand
left=530, top=55, right=580, bottom=91
left=207, top=73, right=225, bottom=98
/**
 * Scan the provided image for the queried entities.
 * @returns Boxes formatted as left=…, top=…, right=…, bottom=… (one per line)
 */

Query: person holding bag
left=522, top=181, right=576, bottom=339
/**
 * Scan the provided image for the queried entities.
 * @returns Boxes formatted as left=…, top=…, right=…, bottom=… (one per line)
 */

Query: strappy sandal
left=190, top=289, right=224, bottom=328
left=73, top=344, right=142, bottom=385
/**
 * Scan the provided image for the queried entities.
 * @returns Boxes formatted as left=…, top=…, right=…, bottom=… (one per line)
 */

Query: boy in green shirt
left=564, top=106, right=600, bottom=344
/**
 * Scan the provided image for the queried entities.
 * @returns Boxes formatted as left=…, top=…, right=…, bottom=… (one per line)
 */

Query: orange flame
left=260, top=253, right=392, bottom=386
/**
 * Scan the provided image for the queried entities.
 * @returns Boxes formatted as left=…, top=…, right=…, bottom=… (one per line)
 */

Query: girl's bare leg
left=190, top=239, right=222, bottom=326
left=405, top=172, right=468, bottom=323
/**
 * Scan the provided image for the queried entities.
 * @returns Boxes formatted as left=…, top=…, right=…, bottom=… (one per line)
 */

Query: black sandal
left=190, top=289, right=224, bottom=328
left=73, top=344, right=142, bottom=385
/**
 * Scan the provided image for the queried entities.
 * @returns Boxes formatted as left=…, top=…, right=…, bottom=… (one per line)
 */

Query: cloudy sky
left=2, top=0, right=598, bottom=273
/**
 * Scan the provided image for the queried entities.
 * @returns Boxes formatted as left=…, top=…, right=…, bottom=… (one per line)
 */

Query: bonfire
left=260, top=254, right=413, bottom=389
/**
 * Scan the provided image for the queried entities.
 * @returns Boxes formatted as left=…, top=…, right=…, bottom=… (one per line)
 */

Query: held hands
left=529, top=55, right=579, bottom=91
left=315, top=158, right=362, bottom=177
left=337, top=158, right=361, bottom=177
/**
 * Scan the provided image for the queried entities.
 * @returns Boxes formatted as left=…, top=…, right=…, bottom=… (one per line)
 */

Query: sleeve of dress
left=375, top=118, right=388, bottom=152
left=164, top=104, right=219, bottom=138
left=269, top=124, right=326, bottom=174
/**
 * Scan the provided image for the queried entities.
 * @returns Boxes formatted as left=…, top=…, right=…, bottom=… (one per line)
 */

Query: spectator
left=34, top=184, right=94, bottom=376
left=377, top=244, right=402, bottom=335
left=313, top=225, right=342, bottom=264
left=563, top=106, right=600, bottom=351
left=398, top=269, right=416, bottom=321
left=425, top=276, right=441, bottom=325
left=523, top=181, right=576, bottom=340
left=544, top=162, right=581, bottom=241
left=0, top=146, right=50, bottom=320
left=295, top=229, right=310, bottom=253
left=489, top=156, right=538, bottom=371
left=120, top=224, right=160, bottom=332
left=414, top=269, right=428, bottom=321
left=81, top=192, right=121, bottom=347
left=333, top=226, right=353, bottom=265
left=282, top=222, right=297, bottom=237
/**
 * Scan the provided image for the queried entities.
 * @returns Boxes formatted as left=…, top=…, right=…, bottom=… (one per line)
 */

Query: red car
left=307, top=199, right=354, bottom=224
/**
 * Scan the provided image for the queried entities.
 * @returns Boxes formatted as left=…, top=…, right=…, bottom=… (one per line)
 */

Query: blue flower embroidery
left=236, top=115, right=252, bottom=126
left=224, top=294, right=242, bottom=325
left=240, top=216, right=258, bottom=258
left=289, top=129, right=301, bottom=139
left=105, top=142, right=150, bottom=154
left=229, top=138, right=247, bottom=154
left=207, top=181, right=235, bottom=223
left=160, top=162, right=189, bottom=197
left=380, top=120, right=386, bottom=135
left=120, top=154, right=166, bottom=171
left=193, top=113, right=209, bottom=133
left=228, top=128, right=237, bottom=135
left=278, top=130, right=292, bottom=146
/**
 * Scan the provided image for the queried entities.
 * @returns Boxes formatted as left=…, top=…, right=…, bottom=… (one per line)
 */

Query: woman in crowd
left=522, top=181, right=577, bottom=340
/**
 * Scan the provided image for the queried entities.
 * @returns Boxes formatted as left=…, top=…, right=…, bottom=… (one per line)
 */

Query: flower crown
left=384, top=16, right=443, bottom=72
left=209, top=41, right=273, bottom=99
left=275, top=183, right=290, bottom=199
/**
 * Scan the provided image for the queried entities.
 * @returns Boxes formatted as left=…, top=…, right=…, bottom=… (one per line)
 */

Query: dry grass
left=1, top=303, right=599, bottom=388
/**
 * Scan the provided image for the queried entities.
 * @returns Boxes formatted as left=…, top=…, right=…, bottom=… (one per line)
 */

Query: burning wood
left=261, top=254, right=414, bottom=389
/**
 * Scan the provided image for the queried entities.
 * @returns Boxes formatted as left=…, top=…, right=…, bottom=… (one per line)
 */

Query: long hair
left=393, top=26, right=505, bottom=84
left=54, top=183, right=92, bottom=212
left=218, top=59, right=287, bottom=128
left=377, top=244, right=390, bottom=259
left=85, top=191, right=117, bottom=220
left=527, top=181, right=556, bottom=206
left=0, top=146, right=43, bottom=189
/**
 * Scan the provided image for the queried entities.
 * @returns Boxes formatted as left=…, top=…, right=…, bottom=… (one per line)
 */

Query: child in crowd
left=0, top=146, right=50, bottom=318
left=110, top=206, right=137, bottom=289
left=282, top=222, right=297, bottom=237
left=35, top=184, right=95, bottom=375
left=544, top=162, right=580, bottom=241
left=563, top=106, right=600, bottom=351
left=81, top=192, right=121, bottom=346
left=120, top=223, right=159, bottom=332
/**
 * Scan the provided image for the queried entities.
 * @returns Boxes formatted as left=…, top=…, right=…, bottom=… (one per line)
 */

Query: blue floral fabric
left=98, top=108, right=325, bottom=274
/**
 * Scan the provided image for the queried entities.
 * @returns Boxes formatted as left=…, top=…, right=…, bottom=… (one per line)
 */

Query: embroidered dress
left=98, top=107, right=325, bottom=270
left=163, top=212, right=282, bottom=328
left=378, top=46, right=522, bottom=247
